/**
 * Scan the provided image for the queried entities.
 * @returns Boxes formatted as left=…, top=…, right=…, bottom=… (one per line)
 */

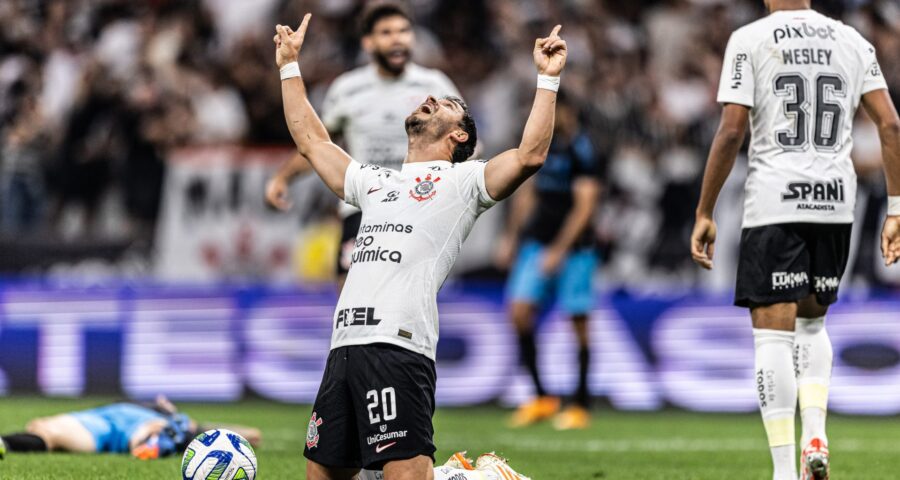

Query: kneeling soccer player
left=272, top=12, right=566, bottom=480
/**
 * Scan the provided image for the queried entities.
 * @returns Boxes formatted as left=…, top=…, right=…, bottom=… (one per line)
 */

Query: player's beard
left=372, top=48, right=409, bottom=76
left=405, top=115, right=450, bottom=144
left=405, top=114, right=427, bottom=136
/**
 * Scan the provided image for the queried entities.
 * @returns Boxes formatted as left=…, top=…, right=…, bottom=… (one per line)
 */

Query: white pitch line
left=487, top=436, right=897, bottom=453
left=258, top=430, right=900, bottom=455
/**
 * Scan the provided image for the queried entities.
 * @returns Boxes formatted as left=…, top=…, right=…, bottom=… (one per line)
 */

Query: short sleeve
left=860, top=39, right=888, bottom=95
left=717, top=32, right=755, bottom=108
left=343, top=161, right=381, bottom=209
left=457, top=160, right=497, bottom=214
left=321, top=81, right=345, bottom=133
left=571, top=134, right=601, bottom=180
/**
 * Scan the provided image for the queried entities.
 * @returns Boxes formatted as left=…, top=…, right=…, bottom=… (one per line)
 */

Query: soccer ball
left=181, top=429, right=257, bottom=480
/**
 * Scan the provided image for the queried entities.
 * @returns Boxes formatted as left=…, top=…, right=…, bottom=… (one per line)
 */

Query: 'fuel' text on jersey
left=332, top=159, right=496, bottom=360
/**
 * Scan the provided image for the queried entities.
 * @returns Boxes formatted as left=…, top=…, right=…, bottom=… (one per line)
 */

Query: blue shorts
left=69, top=404, right=163, bottom=453
left=506, top=240, right=598, bottom=315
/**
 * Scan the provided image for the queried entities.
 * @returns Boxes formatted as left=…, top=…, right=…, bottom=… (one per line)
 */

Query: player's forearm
left=274, top=152, right=313, bottom=182
left=550, top=180, right=599, bottom=252
left=878, top=121, right=900, bottom=197
left=696, top=128, right=743, bottom=218
left=516, top=89, right=557, bottom=169
left=549, top=203, right=595, bottom=253
left=503, top=180, right=535, bottom=238
left=280, top=77, right=351, bottom=197
left=281, top=77, right=331, bottom=158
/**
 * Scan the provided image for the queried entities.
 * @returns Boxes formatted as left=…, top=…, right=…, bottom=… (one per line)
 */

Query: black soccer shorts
left=303, top=343, right=437, bottom=470
left=734, top=222, right=852, bottom=308
left=336, top=212, right=362, bottom=276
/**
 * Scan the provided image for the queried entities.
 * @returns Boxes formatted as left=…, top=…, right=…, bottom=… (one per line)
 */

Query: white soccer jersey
left=321, top=64, right=460, bottom=218
left=717, top=9, right=888, bottom=228
left=331, top=159, right=497, bottom=360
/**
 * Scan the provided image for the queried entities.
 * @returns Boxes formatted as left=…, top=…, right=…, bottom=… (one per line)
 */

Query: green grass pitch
left=0, top=397, right=897, bottom=479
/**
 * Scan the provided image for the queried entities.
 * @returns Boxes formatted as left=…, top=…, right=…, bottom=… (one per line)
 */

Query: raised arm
left=690, top=103, right=750, bottom=270
left=484, top=25, right=567, bottom=201
left=275, top=14, right=352, bottom=199
left=861, top=89, right=900, bottom=265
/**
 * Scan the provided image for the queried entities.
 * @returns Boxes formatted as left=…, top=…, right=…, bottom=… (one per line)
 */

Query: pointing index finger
left=549, top=24, right=562, bottom=37
left=297, top=13, right=311, bottom=36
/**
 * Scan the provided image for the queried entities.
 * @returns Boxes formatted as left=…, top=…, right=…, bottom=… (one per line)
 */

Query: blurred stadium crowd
left=1, top=0, right=899, bottom=287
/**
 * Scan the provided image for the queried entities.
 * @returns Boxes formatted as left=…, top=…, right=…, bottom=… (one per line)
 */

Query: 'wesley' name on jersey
left=782, top=48, right=831, bottom=66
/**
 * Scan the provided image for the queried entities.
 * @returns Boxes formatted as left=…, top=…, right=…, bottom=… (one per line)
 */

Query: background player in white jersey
left=274, top=12, right=566, bottom=480
left=690, top=1, right=900, bottom=479
left=265, top=2, right=459, bottom=288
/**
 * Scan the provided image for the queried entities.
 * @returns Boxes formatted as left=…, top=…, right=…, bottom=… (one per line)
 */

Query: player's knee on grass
left=305, top=459, right=360, bottom=480
left=242, top=428, right=262, bottom=447
left=27, top=415, right=95, bottom=453
left=751, top=302, right=797, bottom=331
left=382, top=455, right=434, bottom=480
left=25, top=418, right=56, bottom=449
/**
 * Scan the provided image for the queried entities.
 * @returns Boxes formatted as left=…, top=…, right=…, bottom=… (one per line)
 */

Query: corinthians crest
left=306, top=412, right=323, bottom=449
left=410, top=174, right=441, bottom=202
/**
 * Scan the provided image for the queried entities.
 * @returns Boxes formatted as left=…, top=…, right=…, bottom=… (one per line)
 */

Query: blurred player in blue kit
left=496, top=93, right=603, bottom=430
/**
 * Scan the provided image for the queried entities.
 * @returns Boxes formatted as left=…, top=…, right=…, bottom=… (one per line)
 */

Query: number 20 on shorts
left=366, top=387, right=397, bottom=424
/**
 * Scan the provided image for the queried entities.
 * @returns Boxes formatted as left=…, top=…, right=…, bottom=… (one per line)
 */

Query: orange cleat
left=800, top=438, right=830, bottom=480
left=552, top=405, right=591, bottom=430
left=508, top=396, right=561, bottom=428
left=131, top=442, right=160, bottom=460
left=444, top=451, right=475, bottom=470
left=475, top=452, right=532, bottom=480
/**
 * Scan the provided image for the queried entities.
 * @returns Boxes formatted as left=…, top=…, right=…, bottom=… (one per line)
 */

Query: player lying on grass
left=274, top=12, right=565, bottom=480
left=0, top=396, right=261, bottom=460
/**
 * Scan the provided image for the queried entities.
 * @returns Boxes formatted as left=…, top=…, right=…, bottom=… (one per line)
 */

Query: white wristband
left=537, top=74, right=560, bottom=92
left=280, top=62, right=301, bottom=81
left=889, top=196, right=900, bottom=216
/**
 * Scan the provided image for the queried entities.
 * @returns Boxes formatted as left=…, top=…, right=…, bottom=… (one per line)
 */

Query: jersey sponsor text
left=717, top=9, right=888, bottom=227
left=335, top=307, right=382, bottom=328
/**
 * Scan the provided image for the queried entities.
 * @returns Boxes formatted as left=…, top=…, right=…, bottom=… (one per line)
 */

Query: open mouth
left=387, top=48, right=409, bottom=62
left=420, top=104, right=433, bottom=114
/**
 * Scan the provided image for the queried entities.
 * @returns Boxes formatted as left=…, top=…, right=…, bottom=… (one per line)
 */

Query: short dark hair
left=360, top=1, right=412, bottom=36
left=445, top=95, right=477, bottom=163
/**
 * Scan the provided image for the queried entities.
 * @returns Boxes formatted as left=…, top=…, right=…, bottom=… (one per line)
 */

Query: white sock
left=434, top=466, right=491, bottom=480
left=795, top=316, right=832, bottom=447
left=359, top=467, right=490, bottom=480
left=753, top=328, right=798, bottom=480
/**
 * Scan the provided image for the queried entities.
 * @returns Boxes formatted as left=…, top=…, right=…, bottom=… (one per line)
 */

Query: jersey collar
left=401, top=160, right=452, bottom=171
